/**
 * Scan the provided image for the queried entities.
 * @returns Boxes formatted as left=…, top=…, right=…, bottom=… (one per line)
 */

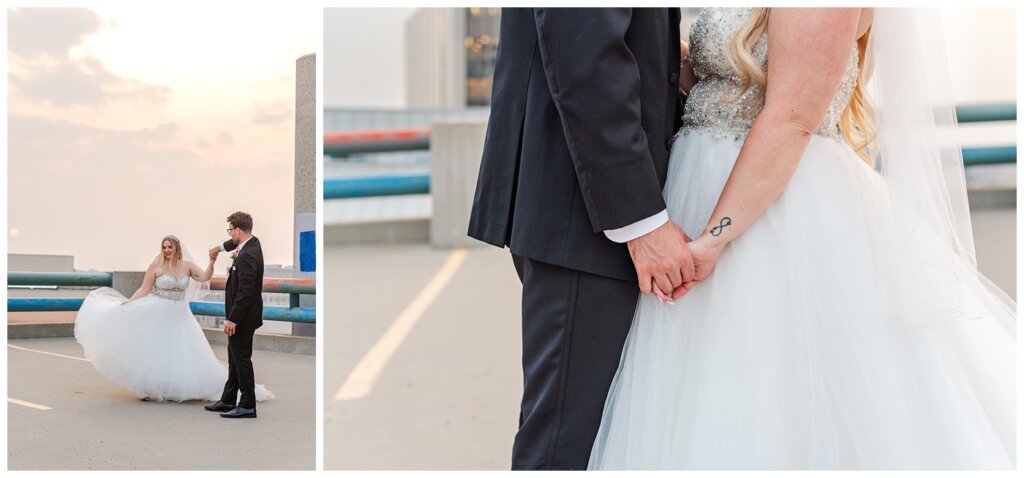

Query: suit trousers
left=511, top=254, right=639, bottom=470
left=221, top=330, right=256, bottom=410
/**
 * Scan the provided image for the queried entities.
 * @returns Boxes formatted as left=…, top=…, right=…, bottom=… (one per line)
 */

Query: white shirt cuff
left=218, top=243, right=226, bottom=252
left=603, top=209, right=669, bottom=243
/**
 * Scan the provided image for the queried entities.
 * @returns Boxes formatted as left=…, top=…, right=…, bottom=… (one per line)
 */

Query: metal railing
left=955, top=104, right=1015, bottom=123
left=324, top=127, right=430, bottom=157
left=7, top=272, right=316, bottom=323
left=323, top=174, right=430, bottom=199
left=8, top=271, right=114, bottom=287
left=956, top=103, right=1016, bottom=166
left=322, top=103, right=1016, bottom=200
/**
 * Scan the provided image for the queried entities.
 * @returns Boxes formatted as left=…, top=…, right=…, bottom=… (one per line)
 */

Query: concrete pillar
left=429, top=119, right=488, bottom=248
left=111, top=271, right=145, bottom=298
left=292, top=53, right=317, bottom=338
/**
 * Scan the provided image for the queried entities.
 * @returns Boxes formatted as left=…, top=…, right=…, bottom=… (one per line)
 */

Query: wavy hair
left=726, top=8, right=876, bottom=163
left=161, top=235, right=183, bottom=264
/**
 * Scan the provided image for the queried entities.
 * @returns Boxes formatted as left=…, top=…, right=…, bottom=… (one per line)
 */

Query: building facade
left=405, top=7, right=698, bottom=109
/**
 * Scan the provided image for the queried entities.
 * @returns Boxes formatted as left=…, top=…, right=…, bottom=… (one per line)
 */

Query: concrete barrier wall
left=429, top=119, right=487, bottom=248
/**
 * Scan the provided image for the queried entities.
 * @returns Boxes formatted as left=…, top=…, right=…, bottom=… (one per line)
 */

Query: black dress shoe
left=220, top=407, right=257, bottom=419
left=204, top=401, right=235, bottom=412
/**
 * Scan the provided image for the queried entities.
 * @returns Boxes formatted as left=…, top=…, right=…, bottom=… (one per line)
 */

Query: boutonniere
left=230, top=251, right=238, bottom=262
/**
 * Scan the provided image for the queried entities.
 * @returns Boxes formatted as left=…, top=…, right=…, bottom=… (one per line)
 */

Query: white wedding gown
left=589, top=8, right=1016, bottom=470
left=74, top=273, right=274, bottom=403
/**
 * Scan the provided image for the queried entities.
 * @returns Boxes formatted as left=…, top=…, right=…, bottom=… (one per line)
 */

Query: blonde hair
left=726, top=8, right=876, bottom=164
left=161, top=235, right=183, bottom=264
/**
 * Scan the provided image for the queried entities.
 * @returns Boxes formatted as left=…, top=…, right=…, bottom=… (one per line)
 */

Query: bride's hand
left=679, top=41, right=697, bottom=96
left=669, top=233, right=725, bottom=300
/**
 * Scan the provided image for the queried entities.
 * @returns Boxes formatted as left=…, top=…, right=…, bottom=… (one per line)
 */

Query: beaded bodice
left=154, top=273, right=189, bottom=300
left=681, top=8, right=859, bottom=143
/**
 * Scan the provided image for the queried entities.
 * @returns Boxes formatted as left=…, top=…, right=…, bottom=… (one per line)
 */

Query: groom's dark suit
left=468, top=8, right=684, bottom=470
left=219, top=236, right=264, bottom=410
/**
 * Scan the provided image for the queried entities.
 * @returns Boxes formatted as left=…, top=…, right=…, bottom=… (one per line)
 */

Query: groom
left=468, top=8, right=691, bottom=470
left=205, top=211, right=265, bottom=419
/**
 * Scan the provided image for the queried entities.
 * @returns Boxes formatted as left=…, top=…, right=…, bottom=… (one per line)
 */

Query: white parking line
left=8, top=397, right=52, bottom=411
left=8, top=343, right=90, bottom=362
left=334, top=248, right=468, bottom=401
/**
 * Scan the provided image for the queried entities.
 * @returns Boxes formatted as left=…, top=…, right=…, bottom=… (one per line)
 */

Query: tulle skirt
left=74, top=287, right=274, bottom=403
left=589, top=129, right=1016, bottom=470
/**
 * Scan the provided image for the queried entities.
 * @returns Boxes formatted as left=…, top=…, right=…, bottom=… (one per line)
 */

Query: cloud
left=252, top=98, right=293, bottom=125
left=7, top=8, right=172, bottom=108
left=216, top=131, right=235, bottom=147
left=7, top=113, right=202, bottom=178
left=7, top=8, right=104, bottom=59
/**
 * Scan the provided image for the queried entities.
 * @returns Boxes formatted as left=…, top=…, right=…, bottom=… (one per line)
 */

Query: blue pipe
left=7, top=298, right=316, bottom=323
left=7, top=298, right=85, bottom=312
left=323, top=174, right=430, bottom=199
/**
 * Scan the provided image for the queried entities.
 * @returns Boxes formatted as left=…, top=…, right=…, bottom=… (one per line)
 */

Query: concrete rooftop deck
left=7, top=338, right=315, bottom=470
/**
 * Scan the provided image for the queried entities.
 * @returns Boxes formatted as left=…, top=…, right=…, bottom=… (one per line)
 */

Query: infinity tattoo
left=709, top=217, right=732, bottom=237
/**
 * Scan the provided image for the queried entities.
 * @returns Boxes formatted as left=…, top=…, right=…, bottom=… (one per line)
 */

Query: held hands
left=627, top=220, right=695, bottom=303
left=208, top=247, right=220, bottom=262
left=628, top=221, right=727, bottom=305
left=662, top=233, right=726, bottom=302
left=224, top=320, right=236, bottom=336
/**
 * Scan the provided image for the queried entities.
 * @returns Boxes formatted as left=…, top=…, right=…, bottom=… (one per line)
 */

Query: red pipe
left=324, top=127, right=431, bottom=146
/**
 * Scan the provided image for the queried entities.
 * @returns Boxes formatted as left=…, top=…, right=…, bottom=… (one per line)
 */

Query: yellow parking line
left=334, top=248, right=468, bottom=401
left=8, top=343, right=90, bottom=362
left=8, top=397, right=51, bottom=411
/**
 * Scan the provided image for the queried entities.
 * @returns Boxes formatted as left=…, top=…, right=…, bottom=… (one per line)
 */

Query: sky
left=324, top=7, right=1017, bottom=109
left=324, top=7, right=416, bottom=108
left=7, top=6, right=318, bottom=271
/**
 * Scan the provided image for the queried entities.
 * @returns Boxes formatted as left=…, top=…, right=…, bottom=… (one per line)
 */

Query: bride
left=589, top=8, right=1015, bottom=470
left=74, top=235, right=274, bottom=403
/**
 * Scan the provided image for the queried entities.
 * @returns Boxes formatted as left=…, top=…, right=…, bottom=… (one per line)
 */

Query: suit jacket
left=222, top=236, right=264, bottom=333
left=467, top=8, right=685, bottom=282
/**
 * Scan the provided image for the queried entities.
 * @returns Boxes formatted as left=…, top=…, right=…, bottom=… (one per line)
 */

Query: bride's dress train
left=74, top=273, right=274, bottom=403
left=589, top=8, right=1015, bottom=470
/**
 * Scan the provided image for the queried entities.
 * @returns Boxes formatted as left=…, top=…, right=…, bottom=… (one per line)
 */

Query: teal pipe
left=962, top=146, right=1016, bottom=166
left=324, top=137, right=430, bottom=157
left=8, top=272, right=113, bottom=287
left=956, top=104, right=1016, bottom=123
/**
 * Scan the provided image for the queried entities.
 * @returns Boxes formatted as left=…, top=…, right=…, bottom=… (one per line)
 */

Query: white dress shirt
left=603, top=209, right=669, bottom=243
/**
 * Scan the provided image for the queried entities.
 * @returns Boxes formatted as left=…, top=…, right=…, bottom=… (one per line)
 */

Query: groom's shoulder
left=246, top=237, right=264, bottom=256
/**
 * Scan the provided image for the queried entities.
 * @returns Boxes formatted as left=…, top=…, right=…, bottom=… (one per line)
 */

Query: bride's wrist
left=697, top=231, right=729, bottom=251
left=697, top=227, right=732, bottom=250
left=700, top=215, right=735, bottom=248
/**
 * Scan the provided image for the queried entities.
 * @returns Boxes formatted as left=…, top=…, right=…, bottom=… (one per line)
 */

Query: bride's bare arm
left=188, top=256, right=217, bottom=283
left=680, top=41, right=697, bottom=95
left=672, top=8, right=863, bottom=298
left=125, top=261, right=158, bottom=303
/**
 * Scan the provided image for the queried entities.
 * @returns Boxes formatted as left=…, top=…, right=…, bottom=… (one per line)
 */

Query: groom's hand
left=669, top=233, right=726, bottom=300
left=627, top=220, right=695, bottom=297
left=208, top=247, right=220, bottom=261
left=224, top=320, right=236, bottom=336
